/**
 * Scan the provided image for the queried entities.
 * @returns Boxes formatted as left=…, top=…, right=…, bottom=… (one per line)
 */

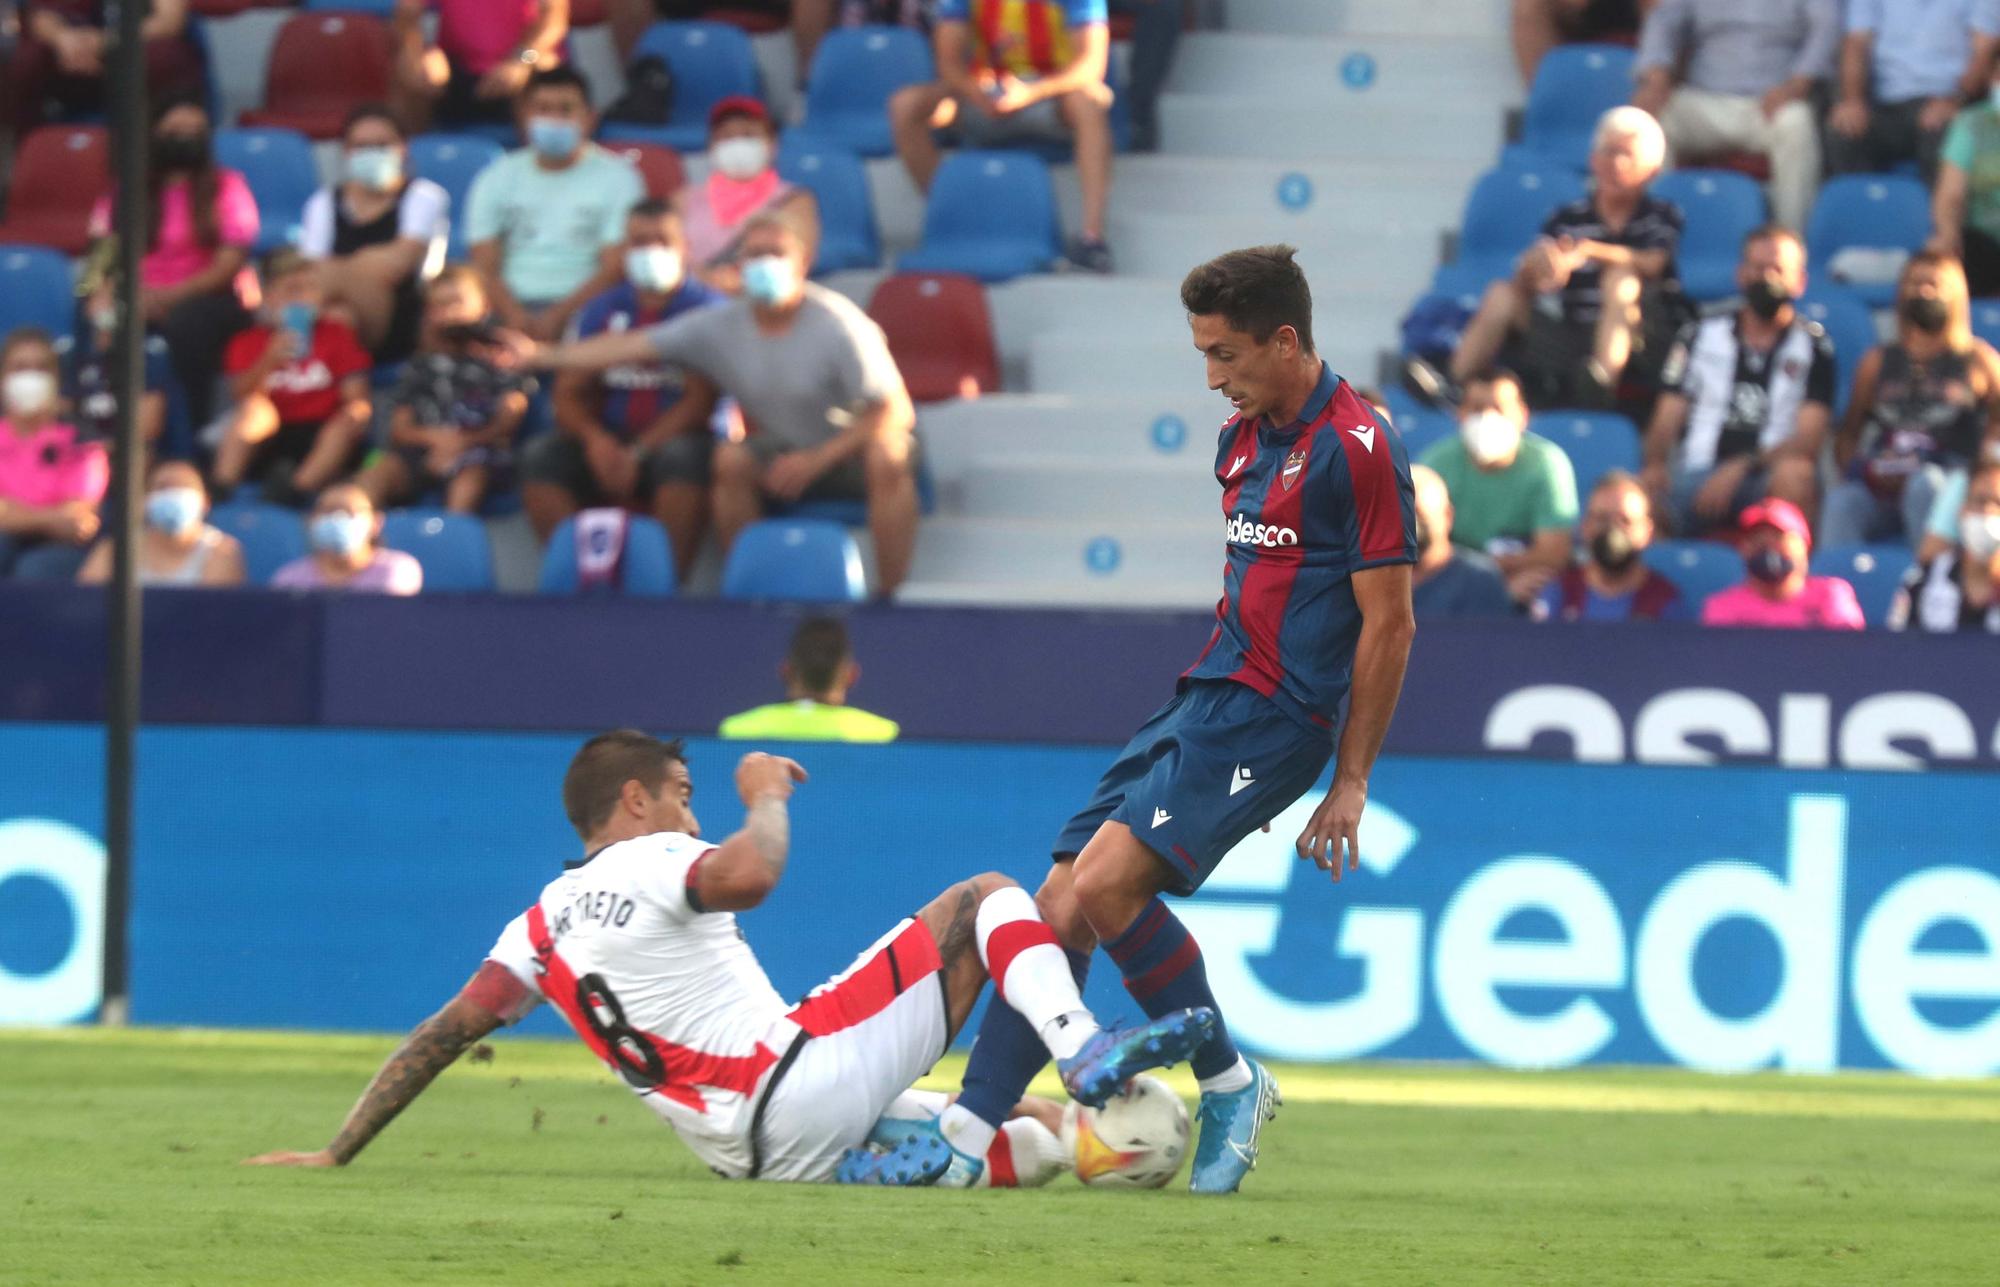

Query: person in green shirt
left=719, top=616, right=900, bottom=743
left=1934, top=71, right=2000, bottom=297
left=1418, top=368, right=1579, bottom=604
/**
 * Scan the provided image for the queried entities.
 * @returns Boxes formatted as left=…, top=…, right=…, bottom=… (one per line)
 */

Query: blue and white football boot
left=1057, top=1007, right=1217, bottom=1109
left=1187, top=1059, right=1280, bottom=1195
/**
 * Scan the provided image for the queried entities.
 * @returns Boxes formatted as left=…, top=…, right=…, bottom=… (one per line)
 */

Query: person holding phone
left=212, top=250, right=374, bottom=505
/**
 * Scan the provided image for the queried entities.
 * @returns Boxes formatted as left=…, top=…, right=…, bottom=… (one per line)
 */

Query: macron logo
left=1226, top=513, right=1300, bottom=548
left=1348, top=425, right=1376, bottom=454
left=1225, top=456, right=1249, bottom=479
left=1152, top=807, right=1173, bottom=829
left=1230, top=765, right=1255, bottom=796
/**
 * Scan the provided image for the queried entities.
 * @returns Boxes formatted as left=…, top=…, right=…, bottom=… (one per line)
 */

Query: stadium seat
left=867, top=273, right=1000, bottom=403
left=238, top=13, right=394, bottom=140
left=407, top=134, right=505, bottom=261
left=1811, top=542, right=1913, bottom=627
left=536, top=515, right=677, bottom=596
left=1805, top=175, right=1931, bottom=309
left=776, top=137, right=880, bottom=274
left=898, top=151, right=1062, bottom=283
left=1429, top=165, right=1587, bottom=298
left=1642, top=539, right=1742, bottom=610
left=800, top=26, right=935, bottom=157
left=604, top=142, right=687, bottom=201
left=1529, top=410, right=1641, bottom=497
left=721, top=519, right=867, bottom=602
left=1505, top=44, right=1638, bottom=173
left=1797, top=286, right=1879, bottom=414
left=1973, top=298, right=2000, bottom=349
left=304, top=0, right=396, bottom=13
left=379, top=509, right=496, bottom=593
left=0, top=126, right=109, bottom=255
left=1651, top=169, right=1766, bottom=303
left=597, top=22, right=761, bottom=152
left=1394, top=406, right=1458, bottom=461
left=0, top=246, right=77, bottom=337
left=208, top=501, right=307, bottom=586
left=214, top=127, right=320, bottom=254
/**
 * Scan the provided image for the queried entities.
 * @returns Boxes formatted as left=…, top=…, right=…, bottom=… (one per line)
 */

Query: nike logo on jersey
left=1225, top=456, right=1248, bottom=478
left=1348, top=425, right=1377, bottom=453
left=1229, top=765, right=1255, bottom=796
left=1152, top=807, right=1173, bottom=829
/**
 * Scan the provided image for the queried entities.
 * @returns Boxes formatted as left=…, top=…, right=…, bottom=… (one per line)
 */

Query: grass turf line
left=4, top=1028, right=1999, bottom=1286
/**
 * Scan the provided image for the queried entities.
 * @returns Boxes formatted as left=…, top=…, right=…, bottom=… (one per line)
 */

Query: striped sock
left=978, top=885, right=1098, bottom=1059
left=1101, top=898, right=1241, bottom=1081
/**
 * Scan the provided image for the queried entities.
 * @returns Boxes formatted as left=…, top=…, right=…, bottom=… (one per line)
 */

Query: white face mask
left=710, top=136, right=771, bottom=182
left=1460, top=410, right=1522, bottom=467
left=2, top=369, right=57, bottom=418
left=1963, top=511, right=2000, bottom=559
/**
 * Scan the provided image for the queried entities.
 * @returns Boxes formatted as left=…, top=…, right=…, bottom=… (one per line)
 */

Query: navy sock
left=1102, top=899, right=1241, bottom=1081
left=956, top=948, right=1092, bottom=1129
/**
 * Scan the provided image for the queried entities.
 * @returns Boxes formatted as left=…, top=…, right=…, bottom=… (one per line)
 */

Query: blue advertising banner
left=3, top=727, right=1995, bottom=1077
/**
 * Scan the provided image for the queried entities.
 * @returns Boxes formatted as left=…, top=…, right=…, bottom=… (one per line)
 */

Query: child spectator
left=1408, top=464, right=1519, bottom=620
left=4, top=0, right=204, bottom=133
left=76, top=459, right=245, bottom=587
left=1534, top=470, right=1690, bottom=621
left=213, top=251, right=373, bottom=505
left=677, top=97, right=821, bottom=292
left=272, top=483, right=423, bottom=595
left=56, top=241, right=174, bottom=453
left=0, top=327, right=108, bottom=580
left=391, top=0, right=569, bottom=134
left=1889, top=462, right=2000, bottom=631
left=355, top=267, right=533, bottom=515
left=1702, top=498, right=1866, bottom=629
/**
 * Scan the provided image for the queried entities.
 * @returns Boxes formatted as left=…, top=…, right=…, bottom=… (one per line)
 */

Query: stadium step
left=1064, top=154, right=1470, bottom=225
left=907, top=515, right=1220, bottom=585
left=918, top=394, right=1229, bottom=478
left=1025, top=330, right=1378, bottom=398
left=1219, top=0, right=1515, bottom=41
left=1167, top=31, right=1516, bottom=97
left=1158, top=92, right=1506, bottom=163
left=896, top=578, right=1218, bottom=609
left=956, top=455, right=1216, bottom=521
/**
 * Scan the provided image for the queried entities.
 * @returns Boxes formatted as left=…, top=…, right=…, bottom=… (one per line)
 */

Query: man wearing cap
left=1701, top=497, right=1866, bottom=629
left=677, top=96, right=821, bottom=291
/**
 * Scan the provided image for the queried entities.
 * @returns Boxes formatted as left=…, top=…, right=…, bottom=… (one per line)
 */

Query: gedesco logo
left=1226, top=514, right=1299, bottom=548
left=1180, top=793, right=2000, bottom=1078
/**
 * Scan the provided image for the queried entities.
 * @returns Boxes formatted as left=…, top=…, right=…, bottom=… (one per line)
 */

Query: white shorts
left=751, top=917, right=951, bottom=1182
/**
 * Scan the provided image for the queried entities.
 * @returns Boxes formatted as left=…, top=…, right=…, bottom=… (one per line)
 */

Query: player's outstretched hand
left=1296, top=778, right=1365, bottom=882
left=735, top=752, right=808, bottom=806
left=242, top=1148, right=340, bottom=1167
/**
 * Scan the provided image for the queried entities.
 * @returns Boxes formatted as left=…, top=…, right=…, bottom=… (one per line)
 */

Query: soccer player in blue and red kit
left=900, top=245, right=1419, bottom=1193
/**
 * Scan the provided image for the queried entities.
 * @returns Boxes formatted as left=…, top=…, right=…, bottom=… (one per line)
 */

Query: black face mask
left=1902, top=296, right=1950, bottom=334
left=1589, top=527, right=1639, bottom=574
left=1744, top=279, right=1793, bottom=321
left=1746, top=547, right=1794, bottom=585
left=154, top=132, right=211, bottom=172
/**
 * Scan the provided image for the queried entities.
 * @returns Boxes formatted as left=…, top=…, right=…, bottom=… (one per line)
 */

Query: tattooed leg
left=915, top=873, right=1014, bottom=1041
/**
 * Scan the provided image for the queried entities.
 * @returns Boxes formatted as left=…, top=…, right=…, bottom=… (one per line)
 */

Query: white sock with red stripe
left=977, top=885, right=1099, bottom=1061
left=976, top=1118, right=1068, bottom=1188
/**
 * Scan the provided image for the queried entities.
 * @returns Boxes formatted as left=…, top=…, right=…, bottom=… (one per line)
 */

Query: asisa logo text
left=1226, top=514, right=1299, bottom=548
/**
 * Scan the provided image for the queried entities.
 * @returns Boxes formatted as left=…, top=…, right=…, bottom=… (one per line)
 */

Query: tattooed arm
left=693, top=753, right=809, bottom=912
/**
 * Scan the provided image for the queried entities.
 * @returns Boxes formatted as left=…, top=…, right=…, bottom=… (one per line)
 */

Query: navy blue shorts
left=1053, top=680, right=1334, bottom=896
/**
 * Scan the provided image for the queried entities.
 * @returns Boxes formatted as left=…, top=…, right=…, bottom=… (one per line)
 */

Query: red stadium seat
left=605, top=142, right=686, bottom=200
left=0, top=126, right=110, bottom=255
left=868, top=273, right=1001, bottom=403
left=238, top=13, right=395, bottom=140
left=571, top=0, right=609, bottom=24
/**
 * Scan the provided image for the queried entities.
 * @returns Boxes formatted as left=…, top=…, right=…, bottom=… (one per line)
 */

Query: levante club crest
left=1282, top=448, right=1307, bottom=491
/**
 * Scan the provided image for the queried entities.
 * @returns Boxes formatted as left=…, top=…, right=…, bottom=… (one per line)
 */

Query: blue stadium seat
left=0, top=245, right=75, bottom=336
left=407, top=133, right=504, bottom=262
left=777, top=135, right=880, bottom=273
left=1811, top=542, right=1913, bottom=627
left=214, top=127, right=320, bottom=253
left=721, top=519, right=867, bottom=602
left=1797, top=286, right=1879, bottom=414
left=1973, top=298, right=2000, bottom=349
left=537, top=514, right=676, bottom=596
left=1396, top=407, right=1458, bottom=461
left=208, top=501, right=307, bottom=586
left=598, top=22, right=762, bottom=151
left=305, top=0, right=397, bottom=13
left=379, top=508, right=495, bottom=592
left=1805, top=175, right=1931, bottom=309
left=1504, top=44, right=1637, bottom=173
left=898, top=151, right=1061, bottom=282
left=1642, top=539, right=1742, bottom=610
left=1429, top=165, right=1587, bottom=298
left=800, top=25, right=933, bottom=157
left=1529, top=410, right=1641, bottom=497
left=1651, top=169, right=1766, bottom=303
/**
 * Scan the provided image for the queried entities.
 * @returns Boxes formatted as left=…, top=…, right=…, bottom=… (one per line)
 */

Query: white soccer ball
left=1059, top=1073, right=1190, bottom=1189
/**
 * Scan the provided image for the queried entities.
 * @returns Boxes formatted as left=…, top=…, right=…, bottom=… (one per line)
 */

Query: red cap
left=708, top=95, right=770, bottom=132
left=1739, top=497, right=1812, bottom=550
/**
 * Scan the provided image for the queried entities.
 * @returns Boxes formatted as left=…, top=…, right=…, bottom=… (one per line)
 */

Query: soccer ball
left=1059, top=1074, right=1190, bottom=1189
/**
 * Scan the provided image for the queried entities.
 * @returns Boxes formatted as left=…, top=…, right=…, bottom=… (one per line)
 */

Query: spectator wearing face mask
left=1408, top=463, right=1518, bottom=620
left=1890, top=462, right=2000, bottom=631
left=56, top=240, right=174, bottom=454
left=76, top=459, right=245, bottom=587
left=0, top=326, right=107, bottom=580
left=1824, top=253, right=2000, bottom=549
left=1702, top=497, right=1865, bottom=628
left=1535, top=470, right=1690, bottom=621
left=272, top=483, right=424, bottom=594
left=464, top=67, right=644, bottom=343
left=299, top=105, right=451, bottom=363
left=391, top=0, right=569, bottom=134
left=528, top=200, right=724, bottom=570
left=1419, top=369, right=1579, bottom=603
left=676, top=97, right=820, bottom=294
left=1643, top=226, right=1834, bottom=536
left=1932, top=59, right=2000, bottom=294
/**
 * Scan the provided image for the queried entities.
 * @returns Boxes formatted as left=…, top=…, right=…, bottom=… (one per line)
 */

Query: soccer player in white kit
left=247, top=731, right=1213, bottom=1185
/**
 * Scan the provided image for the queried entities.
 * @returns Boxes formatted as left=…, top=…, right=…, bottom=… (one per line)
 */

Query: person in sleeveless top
left=76, top=459, right=245, bottom=588
left=675, top=97, right=819, bottom=293
left=1825, top=252, right=2000, bottom=549
left=1889, top=462, right=2000, bottom=632
left=299, top=105, right=452, bottom=364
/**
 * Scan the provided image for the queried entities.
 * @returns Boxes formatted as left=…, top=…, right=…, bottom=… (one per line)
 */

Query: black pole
left=99, top=0, right=149, bottom=1026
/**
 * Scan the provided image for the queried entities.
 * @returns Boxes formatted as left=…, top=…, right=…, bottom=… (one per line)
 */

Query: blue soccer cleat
left=1057, top=1007, right=1217, bottom=1109
left=1188, top=1059, right=1280, bottom=1195
left=838, top=1121, right=985, bottom=1188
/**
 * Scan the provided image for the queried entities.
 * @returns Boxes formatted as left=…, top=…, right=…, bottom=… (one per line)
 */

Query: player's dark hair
left=523, top=64, right=594, bottom=108
left=787, top=617, right=852, bottom=698
left=1180, top=245, right=1314, bottom=353
left=563, top=730, right=687, bottom=841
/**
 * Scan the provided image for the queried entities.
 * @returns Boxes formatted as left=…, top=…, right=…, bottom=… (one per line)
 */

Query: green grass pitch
left=6, top=1028, right=1999, bottom=1285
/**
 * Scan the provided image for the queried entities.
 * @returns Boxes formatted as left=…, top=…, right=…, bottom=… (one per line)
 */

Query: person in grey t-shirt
left=502, top=214, right=921, bottom=595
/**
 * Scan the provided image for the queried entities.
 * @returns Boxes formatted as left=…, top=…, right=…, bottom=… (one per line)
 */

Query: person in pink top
left=271, top=484, right=424, bottom=595
left=676, top=97, right=820, bottom=293
left=391, top=0, right=570, bottom=133
left=89, top=96, right=261, bottom=428
left=0, top=328, right=110, bottom=580
left=1701, top=497, right=1868, bottom=630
